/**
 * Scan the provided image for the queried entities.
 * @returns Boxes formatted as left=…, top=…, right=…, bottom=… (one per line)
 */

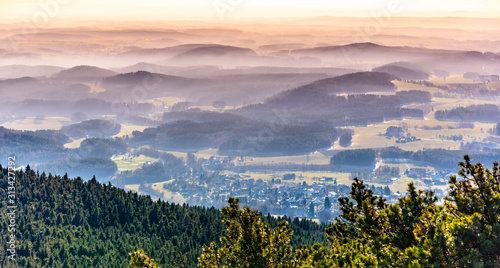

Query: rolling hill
left=118, top=44, right=213, bottom=59
left=0, top=65, right=64, bottom=79
left=291, top=42, right=457, bottom=64
left=172, top=45, right=257, bottom=59
left=372, top=62, right=429, bottom=80
left=51, top=65, right=118, bottom=82
left=415, top=51, right=500, bottom=74
left=0, top=167, right=326, bottom=267
left=232, top=71, right=422, bottom=126
left=167, top=45, right=261, bottom=66
left=283, top=71, right=397, bottom=95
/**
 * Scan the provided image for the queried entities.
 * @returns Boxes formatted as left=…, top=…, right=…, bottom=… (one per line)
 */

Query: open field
left=445, top=75, right=482, bottom=84
left=192, top=149, right=332, bottom=166
left=124, top=184, right=139, bottom=192
left=431, top=97, right=500, bottom=112
left=157, top=150, right=189, bottom=160
left=233, top=170, right=445, bottom=195
left=64, top=138, right=85, bottom=148
left=191, top=105, right=243, bottom=112
left=112, top=154, right=159, bottom=172
left=125, top=180, right=187, bottom=203
left=487, top=82, right=500, bottom=90
left=151, top=181, right=187, bottom=203
left=1, top=116, right=72, bottom=131
left=342, top=102, right=496, bottom=151
left=338, top=119, right=463, bottom=151
left=393, top=80, right=447, bottom=95
left=83, top=82, right=106, bottom=93
left=142, top=97, right=184, bottom=107
left=113, top=123, right=149, bottom=138
left=194, top=148, right=220, bottom=159
left=243, top=151, right=331, bottom=165
left=427, top=76, right=448, bottom=86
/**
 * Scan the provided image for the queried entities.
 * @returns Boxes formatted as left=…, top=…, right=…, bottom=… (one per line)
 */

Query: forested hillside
left=0, top=166, right=325, bottom=267
left=130, top=119, right=343, bottom=156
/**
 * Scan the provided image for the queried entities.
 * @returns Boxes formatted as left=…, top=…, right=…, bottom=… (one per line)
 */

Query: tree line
left=0, top=165, right=326, bottom=267
left=133, top=155, right=500, bottom=267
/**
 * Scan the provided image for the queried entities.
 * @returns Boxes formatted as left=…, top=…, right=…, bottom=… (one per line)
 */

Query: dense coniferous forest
left=38, top=158, right=119, bottom=181
left=0, top=127, right=127, bottom=179
left=0, top=166, right=325, bottom=267
left=330, top=149, right=377, bottom=166
left=378, top=147, right=500, bottom=169
left=0, top=127, right=70, bottom=164
left=77, top=138, right=128, bottom=158
left=130, top=120, right=342, bottom=156
left=435, top=104, right=500, bottom=122
left=372, top=62, right=430, bottom=80
left=61, top=119, right=122, bottom=139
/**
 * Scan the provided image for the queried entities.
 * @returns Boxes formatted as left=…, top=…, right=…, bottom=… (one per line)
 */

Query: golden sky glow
left=1, top=0, right=500, bottom=23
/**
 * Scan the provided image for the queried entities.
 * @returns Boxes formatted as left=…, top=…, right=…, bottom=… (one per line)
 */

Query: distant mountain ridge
left=0, top=65, right=64, bottom=79
left=51, top=65, right=118, bottom=82
left=372, top=62, right=430, bottom=80
left=283, top=71, right=397, bottom=95
left=292, top=42, right=458, bottom=58
left=264, top=71, right=397, bottom=111
left=101, top=70, right=187, bottom=85
left=119, top=44, right=214, bottom=58
left=172, top=45, right=257, bottom=59
left=231, top=71, right=423, bottom=126
left=292, top=42, right=500, bottom=73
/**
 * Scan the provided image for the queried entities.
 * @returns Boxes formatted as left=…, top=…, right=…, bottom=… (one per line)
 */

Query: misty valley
left=1, top=16, right=500, bottom=267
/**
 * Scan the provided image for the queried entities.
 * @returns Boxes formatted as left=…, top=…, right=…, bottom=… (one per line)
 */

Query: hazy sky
left=1, top=0, right=500, bottom=23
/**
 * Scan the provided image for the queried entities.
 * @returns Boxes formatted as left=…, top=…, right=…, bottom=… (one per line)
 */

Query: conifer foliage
left=195, top=155, right=500, bottom=267
left=198, top=197, right=294, bottom=268
left=0, top=165, right=324, bottom=267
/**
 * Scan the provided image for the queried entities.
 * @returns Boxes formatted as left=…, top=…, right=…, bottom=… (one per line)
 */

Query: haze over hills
left=372, top=62, right=430, bottom=80
left=51, top=65, right=118, bottom=82
left=415, top=51, right=500, bottom=74
left=290, top=71, right=397, bottom=94
left=1, top=36, right=499, bottom=116
left=0, top=77, right=92, bottom=102
left=0, top=16, right=498, bottom=68
left=2, top=36, right=500, bottom=117
left=4, top=32, right=93, bottom=41
left=1, top=12, right=500, bottom=267
left=117, top=44, right=217, bottom=61
left=113, top=64, right=356, bottom=78
left=172, top=45, right=257, bottom=59
left=0, top=65, right=64, bottom=79
left=292, top=42, right=458, bottom=59
left=97, top=70, right=334, bottom=105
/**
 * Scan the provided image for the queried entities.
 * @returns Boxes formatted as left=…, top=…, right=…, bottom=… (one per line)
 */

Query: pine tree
left=128, top=249, right=159, bottom=268
left=198, top=198, right=294, bottom=268
left=324, top=197, right=331, bottom=210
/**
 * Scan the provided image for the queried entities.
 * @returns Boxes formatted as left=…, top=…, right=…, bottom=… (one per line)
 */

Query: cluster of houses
left=385, top=126, right=421, bottom=143
left=161, top=172, right=411, bottom=221
left=149, top=156, right=451, bottom=221
left=395, top=135, right=421, bottom=143
left=404, top=168, right=453, bottom=189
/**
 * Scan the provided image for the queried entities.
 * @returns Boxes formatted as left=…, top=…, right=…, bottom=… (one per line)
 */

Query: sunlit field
left=1, top=116, right=72, bottom=130
left=112, top=154, right=159, bottom=172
